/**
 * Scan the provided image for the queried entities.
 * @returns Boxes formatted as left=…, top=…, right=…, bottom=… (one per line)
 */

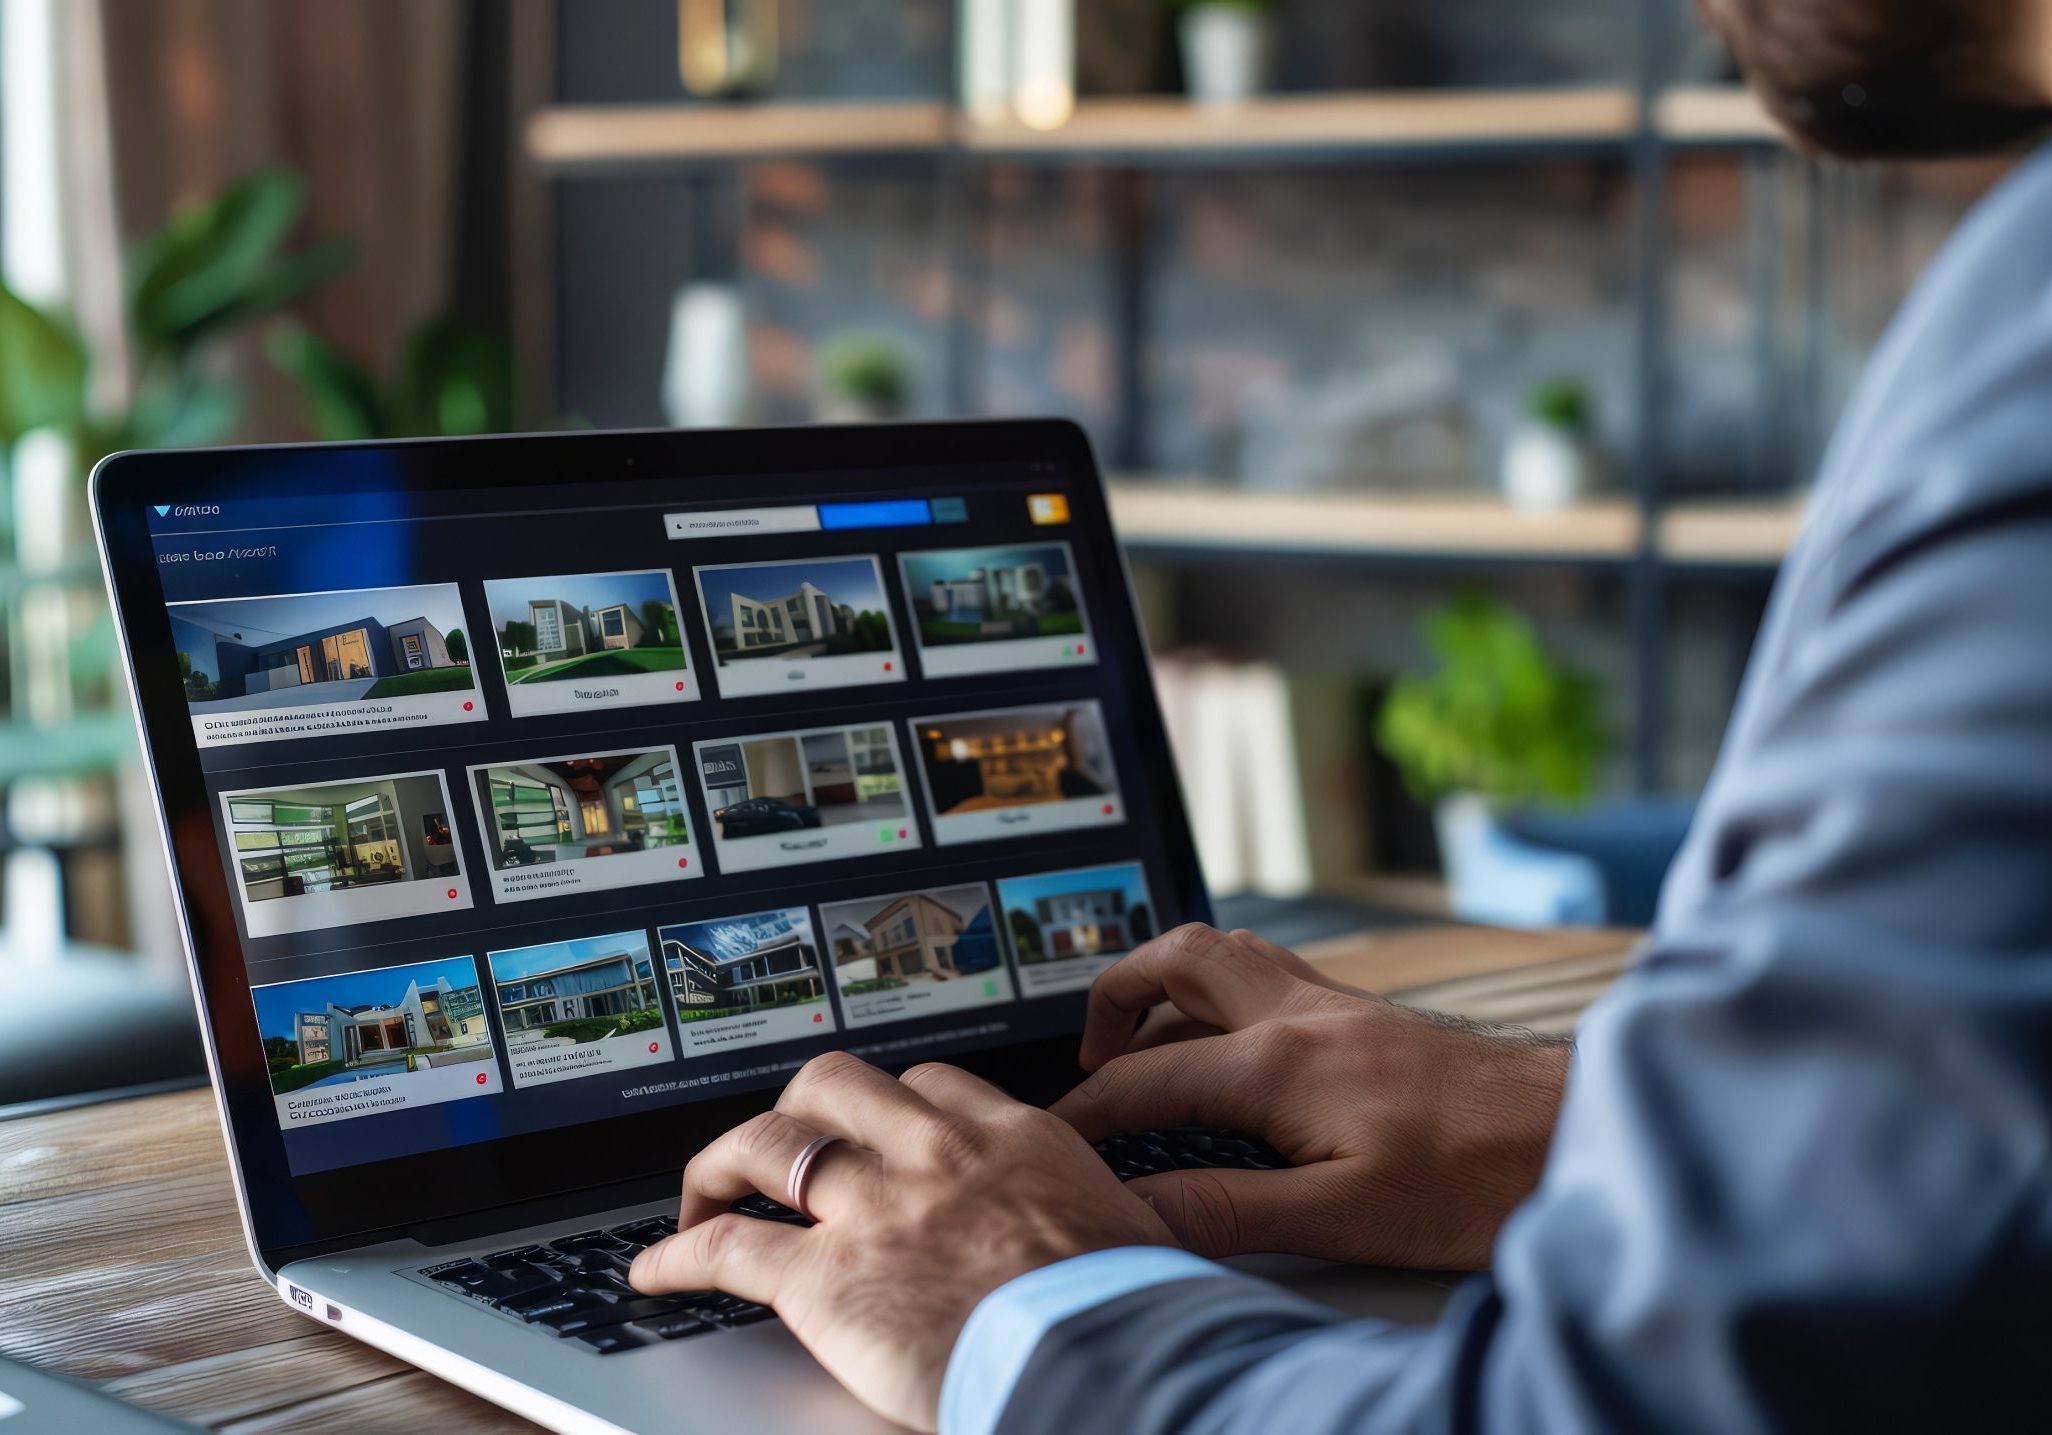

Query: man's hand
left=1054, top=925, right=1571, bottom=1271
left=628, top=1051, right=1174, bottom=1433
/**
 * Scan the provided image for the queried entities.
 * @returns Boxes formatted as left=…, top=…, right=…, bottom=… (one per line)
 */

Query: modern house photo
left=821, top=885, right=1002, bottom=995
left=484, top=570, right=687, bottom=684
left=170, top=584, right=475, bottom=712
left=484, top=931, right=670, bottom=1087
left=999, top=864, right=1156, bottom=967
left=251, top=956, right=495, bottom=1098
left=472, top=750, right=689, bottom=869
left=660, top=908, right=831, bottom=1024
left=900, top=544, right=1085, bottom=648
left=696, top=557, right=897, bottom=664
left=914, top=704, right=1118, bottom=815
left=698, top=724, right=906, bottom=839
left=225, top=774, right=461, bottom=904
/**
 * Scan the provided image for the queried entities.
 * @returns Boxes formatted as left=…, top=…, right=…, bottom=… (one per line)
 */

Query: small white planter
left=1502, top=423, right=1599, bottom=513
left=1179, top=6, right=1274, bottom=108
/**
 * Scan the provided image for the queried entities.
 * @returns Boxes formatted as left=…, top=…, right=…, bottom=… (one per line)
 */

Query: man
left=631, top=3, right=2052, bottom=1429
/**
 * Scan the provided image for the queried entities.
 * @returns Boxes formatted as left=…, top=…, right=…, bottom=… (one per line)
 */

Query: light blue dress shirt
left=943, top=139, right=2052, bottom=1435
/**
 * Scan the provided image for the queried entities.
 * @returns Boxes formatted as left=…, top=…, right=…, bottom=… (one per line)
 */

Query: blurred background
left=0, top=0, right=2018, bottom=1101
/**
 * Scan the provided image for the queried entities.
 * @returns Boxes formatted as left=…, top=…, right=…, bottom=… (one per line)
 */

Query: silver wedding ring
left=785, top=1133, right=843, bottom=1222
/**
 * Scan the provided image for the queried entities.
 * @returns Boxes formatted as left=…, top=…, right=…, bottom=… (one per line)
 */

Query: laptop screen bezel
left=92, top=421, right=1211, bottom=1268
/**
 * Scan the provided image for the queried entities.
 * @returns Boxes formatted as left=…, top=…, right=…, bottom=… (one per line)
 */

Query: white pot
left=661, top=283, right=750, bottom=429
left=1502, top=423, right=1598, bottom=513
left=1179, top=7, right=1273, bottom=108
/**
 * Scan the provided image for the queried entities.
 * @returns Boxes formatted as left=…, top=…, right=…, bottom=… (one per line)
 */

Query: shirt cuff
left=939, top=1246, right=1225, bottom=1435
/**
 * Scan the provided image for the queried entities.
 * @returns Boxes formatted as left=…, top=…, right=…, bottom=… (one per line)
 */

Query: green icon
left=879, top=827, right=892, bottom=842
left=983, top=981, right=999, bottom=997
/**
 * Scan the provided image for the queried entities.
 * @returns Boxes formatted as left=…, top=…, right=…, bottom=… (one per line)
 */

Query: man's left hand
left=628, top=1050, right=1175, bottom=1432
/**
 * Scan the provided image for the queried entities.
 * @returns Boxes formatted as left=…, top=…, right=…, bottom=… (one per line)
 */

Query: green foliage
left=1527, top=378, right=1592, bottom=433
left=1376, top=589, right=1608, bottom=806
left=1009, top=909, right=1044, bottom=960
left=819, top=333, right=909, bottom=410
left=0, top=284, right=88, bottom=446
left=1, top=166, right=353, bottom=473
left=269, top=313, right=515, bottom=440
left=445, top=628, right=469, bottom=663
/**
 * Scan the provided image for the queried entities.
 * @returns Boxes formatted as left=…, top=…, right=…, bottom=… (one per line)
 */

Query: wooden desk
left=0, top=924, right=1635, bottom=1433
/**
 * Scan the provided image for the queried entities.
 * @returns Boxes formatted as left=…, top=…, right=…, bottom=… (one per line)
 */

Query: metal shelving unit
left=528, top=5, right=1805, bottom=791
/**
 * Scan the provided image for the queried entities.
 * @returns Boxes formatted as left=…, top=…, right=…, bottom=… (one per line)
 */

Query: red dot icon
left=813, top=1012, right=824, bottom=1023
left=677, top=857, right=690, bottom=869
left=897, top=829, right=909, bottom=840
left=884, top=661, right=894, bottom=672
left=675, top=681, right=685, bottom=691
left=649, top=1041, right=661, bottom=1053
left=462, top=701, right=474, bottom=711
left=475, top=1072, right=488, bottom=1085
left=1101, top=804, right=1114, bottom=816
left=446, top=888, right=458, bottom=899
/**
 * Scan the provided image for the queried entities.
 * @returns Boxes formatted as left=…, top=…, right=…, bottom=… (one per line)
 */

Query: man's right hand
left=1052, top=925, right=1572, bottom=1271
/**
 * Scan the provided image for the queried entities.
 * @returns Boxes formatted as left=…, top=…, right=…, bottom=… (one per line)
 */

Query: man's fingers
left=629, top=1211, right=805, bottom=1303
left=679, top=1109, right=881, bottom=1228
left=1226, top=929, right=1358, bottom=994
left=1125, top=1166, right=1342, bottom=1261
left=1124, top=1008, right=1224, bottom=1055
left=775, top=1050, right=941, bottom=1154
left=1080, top=925, right=1303, bottom=1071
left=1052, top=1030, right=1280, bottom=1144
left=898, top=1062, right=1018, bottom=1120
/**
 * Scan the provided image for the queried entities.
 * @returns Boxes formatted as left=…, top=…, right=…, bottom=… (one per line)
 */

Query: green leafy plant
left=1376, top=589, right=1608, bottom=806
left=269, top=314, right=515, bottom=439
left=1527, top=378, right=1593, bottom=434
left=0, top=167, right=354, bottom=470
left=819, top=333, right=909, bottom=413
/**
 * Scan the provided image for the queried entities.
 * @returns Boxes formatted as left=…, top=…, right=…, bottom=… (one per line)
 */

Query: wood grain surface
left=0, top=924, right=1634, bottom=1432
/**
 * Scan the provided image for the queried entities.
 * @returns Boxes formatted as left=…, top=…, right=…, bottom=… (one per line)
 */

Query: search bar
left=665, top=505, right=821, bottom=538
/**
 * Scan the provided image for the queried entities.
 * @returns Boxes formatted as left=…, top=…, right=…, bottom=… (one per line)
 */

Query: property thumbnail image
left=170, top=584, right=484, bottom=746
left=696, top=724, right=918, bottom=872
left=486, top=931, right=671, bottom=1089
left=899, top=542, right=1093, bottom=677
left=659, top=908, right=838, bottom=1054
left=222, top=771, right=471, bottom=938
left=484, top=569, right=695, bottom=714
left=250, top=955, right=501, bottom=1128
left=470, top=747, right=702, bottom=902
left=820, top=883, right=1015, bottom=1029
left=913, top=702, right=1122, bottom=844
left=998, top=863, right=1157, bottom=998
left=694, top=556, right=904, bottom=698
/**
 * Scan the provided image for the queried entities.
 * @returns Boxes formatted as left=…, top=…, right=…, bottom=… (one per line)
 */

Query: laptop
left=92, top=422, right=1446, bottom=1434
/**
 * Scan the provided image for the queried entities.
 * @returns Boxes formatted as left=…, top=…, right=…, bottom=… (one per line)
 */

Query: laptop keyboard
left=419, top=1127, right=1289, bottom=1353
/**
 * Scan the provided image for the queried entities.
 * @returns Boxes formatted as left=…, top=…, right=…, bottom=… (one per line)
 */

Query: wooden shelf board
left=967, top=86, right=1639, bottom=155
left=1108, top=481, right=1642, bottom=560
left=525, top=101, right=952, bottom=165
left=1655, top=86, right=1785, bottom=144
left=1658, top=497, right=1808, bottom=564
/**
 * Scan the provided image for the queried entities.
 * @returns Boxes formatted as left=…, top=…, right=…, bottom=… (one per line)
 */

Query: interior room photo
left=4, top=1, right=2047, bottom=1430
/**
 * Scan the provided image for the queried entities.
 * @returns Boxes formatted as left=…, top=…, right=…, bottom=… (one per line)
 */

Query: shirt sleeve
left=943, top=484, right=2052, bottom=1431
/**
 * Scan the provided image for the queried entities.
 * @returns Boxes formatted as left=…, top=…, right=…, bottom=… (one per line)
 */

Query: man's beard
left=1702, top=0, right=2052, bottom=158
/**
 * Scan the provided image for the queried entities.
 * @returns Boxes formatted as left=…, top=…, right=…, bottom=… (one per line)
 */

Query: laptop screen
left=97, top=424, right=1207, bottom=1253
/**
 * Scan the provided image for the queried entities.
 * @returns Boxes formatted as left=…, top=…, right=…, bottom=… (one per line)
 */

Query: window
left=601, top=608, right=626, bottom=638
left=493, top=776, right=570, bottom=847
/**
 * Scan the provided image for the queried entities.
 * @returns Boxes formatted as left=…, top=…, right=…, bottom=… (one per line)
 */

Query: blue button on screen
left=818, top=500, right=932, bottom=530
left=930, top=496, right=969, bottom=523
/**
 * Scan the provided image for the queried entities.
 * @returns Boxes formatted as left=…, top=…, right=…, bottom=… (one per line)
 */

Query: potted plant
left=816, top=333, right=911, bottom=423
left=1503, top=377, right=1602, bottom=513
left=1169, top=0, right=1278, bottom=108
left=1376, top=591, right=1615, bottom=925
